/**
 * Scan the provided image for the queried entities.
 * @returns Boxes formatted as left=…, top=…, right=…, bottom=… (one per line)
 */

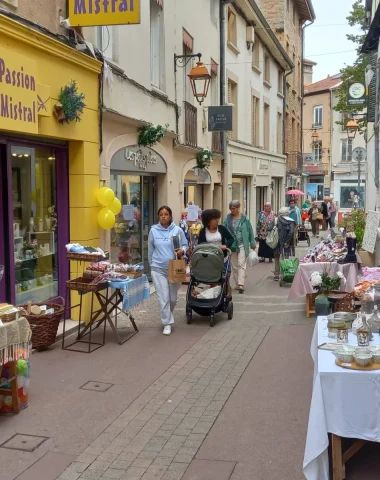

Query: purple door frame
left=0, top=136, right=69, bottom=304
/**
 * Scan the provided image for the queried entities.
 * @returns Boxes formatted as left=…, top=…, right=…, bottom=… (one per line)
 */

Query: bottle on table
left=357, top=313, right=371, bottom=347
left=368, top=305, right=380, bottom=337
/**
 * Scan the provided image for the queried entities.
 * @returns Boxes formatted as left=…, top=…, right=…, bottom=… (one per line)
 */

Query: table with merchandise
left=303, top=315, right=380, bottom=480
left=62, top=246, right=150, bottom=353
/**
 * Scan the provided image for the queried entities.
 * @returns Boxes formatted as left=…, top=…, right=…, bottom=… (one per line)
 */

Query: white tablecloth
left=288, top=262, right=359, bottom=299
left=303, top=316, right=380, bottom=480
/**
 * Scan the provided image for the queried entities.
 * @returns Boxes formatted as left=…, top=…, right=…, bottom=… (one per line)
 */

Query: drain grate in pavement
left=80, top=381, right=113, bottom=392
left=1, top=434, right=48, bottom=452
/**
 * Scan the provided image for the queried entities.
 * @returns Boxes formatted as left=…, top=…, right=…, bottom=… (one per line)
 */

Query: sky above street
left=304, top=0, right=363, bottom=83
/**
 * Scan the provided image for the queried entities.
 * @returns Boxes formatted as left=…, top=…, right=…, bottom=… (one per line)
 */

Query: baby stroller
left=279, top=246, right=299, bottom=287
left=296, top=225, right=311, bottom=246
left=186, top=244, right=233, bottom=327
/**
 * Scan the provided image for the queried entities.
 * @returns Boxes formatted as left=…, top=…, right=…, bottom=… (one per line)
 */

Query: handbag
left=266, top=219, right=278, bottom=249
left=168, top=259, right=186, bottom=283
left=316, top=213, right=323, bottom=221
left=247, top=250, right=259, bottom=267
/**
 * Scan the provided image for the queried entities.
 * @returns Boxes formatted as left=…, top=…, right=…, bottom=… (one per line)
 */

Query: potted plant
left=196, top=148, right=213, bottom=170
left=138, top=124, right=168, bottom=147
left=311, top=268, right=346, bottom=315
left=53, top=80, right=86, bottom=124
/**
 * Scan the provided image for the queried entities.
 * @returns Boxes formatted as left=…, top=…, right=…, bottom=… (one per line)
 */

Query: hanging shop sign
left=0, top=51, right=38, bottom=134
left=208, top=106, right=233, bottom=132
left=347, top=82, right=366, bottom=106
left=68, top=0, right=141, bottom=27
left=111, top=145, right=167, bottom=174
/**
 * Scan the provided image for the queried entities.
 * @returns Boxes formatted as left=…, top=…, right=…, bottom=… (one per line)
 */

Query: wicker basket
left=66, top=251, right=109, bottom=262
left=66, top=277, right=108, bottom=292
left=127, top=271, right=144, bottom=279
left=18, top=297, right=65, bottom=349
left=0, top=307, right=20, bottom=323
left=83, top=270, right=104, bottom=280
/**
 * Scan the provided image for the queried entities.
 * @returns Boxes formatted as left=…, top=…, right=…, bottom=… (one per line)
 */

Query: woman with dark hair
left=148, top=206, right=188, bottom=336
left=198, top=209, right=233, bottom=297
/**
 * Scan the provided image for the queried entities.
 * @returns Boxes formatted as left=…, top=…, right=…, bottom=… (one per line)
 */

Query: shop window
left=97, top=26, right=114, bottom=60
left=227, top=7, right=237, bottom=48
left=313, top=105, right=323, bottom=128
left=232, top=177, right=248, bottom=215
left=252, top=96, right=260, bottom=147
left=264, top=103, right=270, bottom=151
left=184, top=168, right=210, bottom=209
left=277, top=112, right=283, bottom=153
left=11, top=146, right=59, bottom=305
left=312, top=140, right=322, bottom=162
left=306, top=183, right=324, bottom=202
left=252, top=38, right=260, bottom=70
left=341, top=139, right=353, bottom=162
left=264, top=53, right=271, bottom=85
left=150, top=0, right=165, bottom=91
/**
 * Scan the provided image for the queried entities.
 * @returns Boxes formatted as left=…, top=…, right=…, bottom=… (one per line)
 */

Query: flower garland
left=196, top=148, right=213, bottom=170
left=138, top=124, right=168, bottom=147
left=310, top=270, right=346, bottom=294
left=56, top=80, right=86, bottom=124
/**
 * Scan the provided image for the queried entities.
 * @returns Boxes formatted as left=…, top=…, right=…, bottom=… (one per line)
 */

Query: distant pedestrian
left=148, top=206, right=188, bottom=336
left=329, top=199, right=337, bottom=228
left=289, top=199, right=301, bottom=245
left=273, top=207, right=296, bottom=281
left=320, top=198, right=329, bottom=230
left=309, top=201, right=321, bottom=237
left=224, top=200, right=256, bottom=294
left=256, top=202, right=275, bottom=263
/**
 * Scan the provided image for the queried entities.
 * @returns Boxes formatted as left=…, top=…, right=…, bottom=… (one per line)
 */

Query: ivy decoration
left=56, top=80, right=86, bottom=124
left=196, top=148, right=213, bottom=170
left=138, top=124, right=168, bottom=147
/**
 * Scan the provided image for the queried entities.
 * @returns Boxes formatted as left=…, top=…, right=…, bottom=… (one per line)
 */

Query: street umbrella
left=286, top=189, right=304, bottom=195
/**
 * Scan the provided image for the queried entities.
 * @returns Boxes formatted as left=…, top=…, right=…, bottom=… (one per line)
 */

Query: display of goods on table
left=301, top=235, right=349, bottom=263
left=65, top=243, right=109, bottom=262
left=18, top=298, right=65, bottom=349
left=84, top=262, right=144, bottom=280
left=0, top=355, right=30, bottom=413
left=0, top=304, right=20, bottom=323
left=353, top=268, right=380, bottom=302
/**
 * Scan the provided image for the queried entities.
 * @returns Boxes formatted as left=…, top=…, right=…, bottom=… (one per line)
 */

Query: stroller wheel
left=210, top=315, right=215, bottom=327
left=227, top=302, right=233, bottom=320
left=186, top=307, right=192, bottom=324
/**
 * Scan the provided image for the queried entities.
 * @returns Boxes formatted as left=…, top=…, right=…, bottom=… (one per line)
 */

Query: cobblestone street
left=1, top=245, right=313, bottom=480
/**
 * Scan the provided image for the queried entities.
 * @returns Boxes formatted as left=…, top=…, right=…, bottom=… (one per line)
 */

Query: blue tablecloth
left=109, top=274, right=150, bottom=312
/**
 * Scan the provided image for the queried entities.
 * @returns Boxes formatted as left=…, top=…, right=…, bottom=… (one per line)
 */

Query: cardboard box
left=358, top=250, right=377, bottom=267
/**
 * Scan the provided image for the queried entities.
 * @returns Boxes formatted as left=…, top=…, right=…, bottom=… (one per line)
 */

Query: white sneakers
left=163, top=325, right=172, bottom=335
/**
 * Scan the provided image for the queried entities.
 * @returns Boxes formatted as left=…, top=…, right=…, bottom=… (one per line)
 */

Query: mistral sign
left=69, top=0, right=140, bottom=26
left=0, top=51, right=38, bottom=134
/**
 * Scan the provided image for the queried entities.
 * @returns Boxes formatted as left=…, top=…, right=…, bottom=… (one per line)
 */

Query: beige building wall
left=0, top=0, right=66, bottom=33
left=303, top=90, right=332, bottom=188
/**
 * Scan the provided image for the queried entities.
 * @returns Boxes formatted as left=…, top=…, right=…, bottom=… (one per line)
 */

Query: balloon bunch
left=96, top=187, right=122, bottom=230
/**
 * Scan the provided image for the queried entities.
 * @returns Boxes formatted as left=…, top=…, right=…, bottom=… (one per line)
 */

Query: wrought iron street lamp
left=174, top=53, right=211, bottom=105
left=346, top=118, right=359, bottom=140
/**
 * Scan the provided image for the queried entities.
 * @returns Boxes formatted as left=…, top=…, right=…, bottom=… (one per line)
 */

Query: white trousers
left=151, top=270, right=181, bottom=326
left=231, top=248, right=247, bottom=287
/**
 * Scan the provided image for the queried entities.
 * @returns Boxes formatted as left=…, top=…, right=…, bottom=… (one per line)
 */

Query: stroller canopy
left=191, top=244, right=225, bottom=283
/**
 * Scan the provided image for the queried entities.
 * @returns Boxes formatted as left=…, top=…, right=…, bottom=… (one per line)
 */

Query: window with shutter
left=341, top=139, right=353, bottom=162
left=264, top=104, right=270, bottom=151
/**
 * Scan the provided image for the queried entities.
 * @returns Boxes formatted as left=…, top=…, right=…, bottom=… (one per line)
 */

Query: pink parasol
left=286, top=189, right=304, bottom=195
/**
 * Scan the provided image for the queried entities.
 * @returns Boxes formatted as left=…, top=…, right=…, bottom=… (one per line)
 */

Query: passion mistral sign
left=69, top=0, right=140, bottom=27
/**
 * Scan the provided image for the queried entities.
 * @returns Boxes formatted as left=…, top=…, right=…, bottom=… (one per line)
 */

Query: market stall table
left=0, top=317, right=32, bottom=414
left=62, top=275, right=150, bottom=353
left=288, top=263, right=359, bottom=317
left=303, top=316, right=380, bottom=480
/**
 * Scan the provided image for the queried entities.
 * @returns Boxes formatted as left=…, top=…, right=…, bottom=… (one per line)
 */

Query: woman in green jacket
left=223, top=200, right=256, bottom=294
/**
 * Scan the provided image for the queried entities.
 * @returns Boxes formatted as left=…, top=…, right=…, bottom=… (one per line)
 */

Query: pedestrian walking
left=308, top=201, right=321, bottom=237
left=328, top=198, right=337, bottom=228
left=223, top=200, right=256, bottom=294
left=256, top=202, right=275, bottom=263
left=273, top=207, right=296, bottom=281
left=320, top=198, right=329, bottom=230
left=288, top=199, right=301, bottom=245
left=148, top=206, right=188, bottom=335
left=198, top=208, right=233, bottom=298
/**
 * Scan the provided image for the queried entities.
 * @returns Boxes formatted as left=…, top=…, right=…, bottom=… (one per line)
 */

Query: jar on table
left=373, top=285, right=380, bottom=309
left=361, top=287, right=374, bottom=315
left=327, top=317, right=346, bottom=339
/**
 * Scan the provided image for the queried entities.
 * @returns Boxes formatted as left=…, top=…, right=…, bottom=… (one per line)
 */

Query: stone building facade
left=258, top=0, right=315, bottom=186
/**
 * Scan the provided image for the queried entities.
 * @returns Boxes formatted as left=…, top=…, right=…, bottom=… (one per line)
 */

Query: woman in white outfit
left=148, top=206, right=188, bottom=335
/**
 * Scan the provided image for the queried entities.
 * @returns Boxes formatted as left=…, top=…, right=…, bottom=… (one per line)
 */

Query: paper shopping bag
left=168, top=259, right=186, bottom=284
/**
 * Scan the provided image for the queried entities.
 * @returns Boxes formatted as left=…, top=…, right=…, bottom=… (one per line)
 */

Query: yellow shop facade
left=0, top=13, right=102, bottom=307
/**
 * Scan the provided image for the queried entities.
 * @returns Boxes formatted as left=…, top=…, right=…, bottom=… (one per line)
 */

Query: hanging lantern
left=188, top=62, right=211, bottom=105
left=346, top=118, right=359, bottom=141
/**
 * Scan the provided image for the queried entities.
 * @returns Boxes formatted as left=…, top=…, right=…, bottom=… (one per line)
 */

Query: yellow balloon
left=98, top=208, right=115, bottom=230
left=109, top=197, right=122, bottom=215
left=96, top=187, right=115, bottom=206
